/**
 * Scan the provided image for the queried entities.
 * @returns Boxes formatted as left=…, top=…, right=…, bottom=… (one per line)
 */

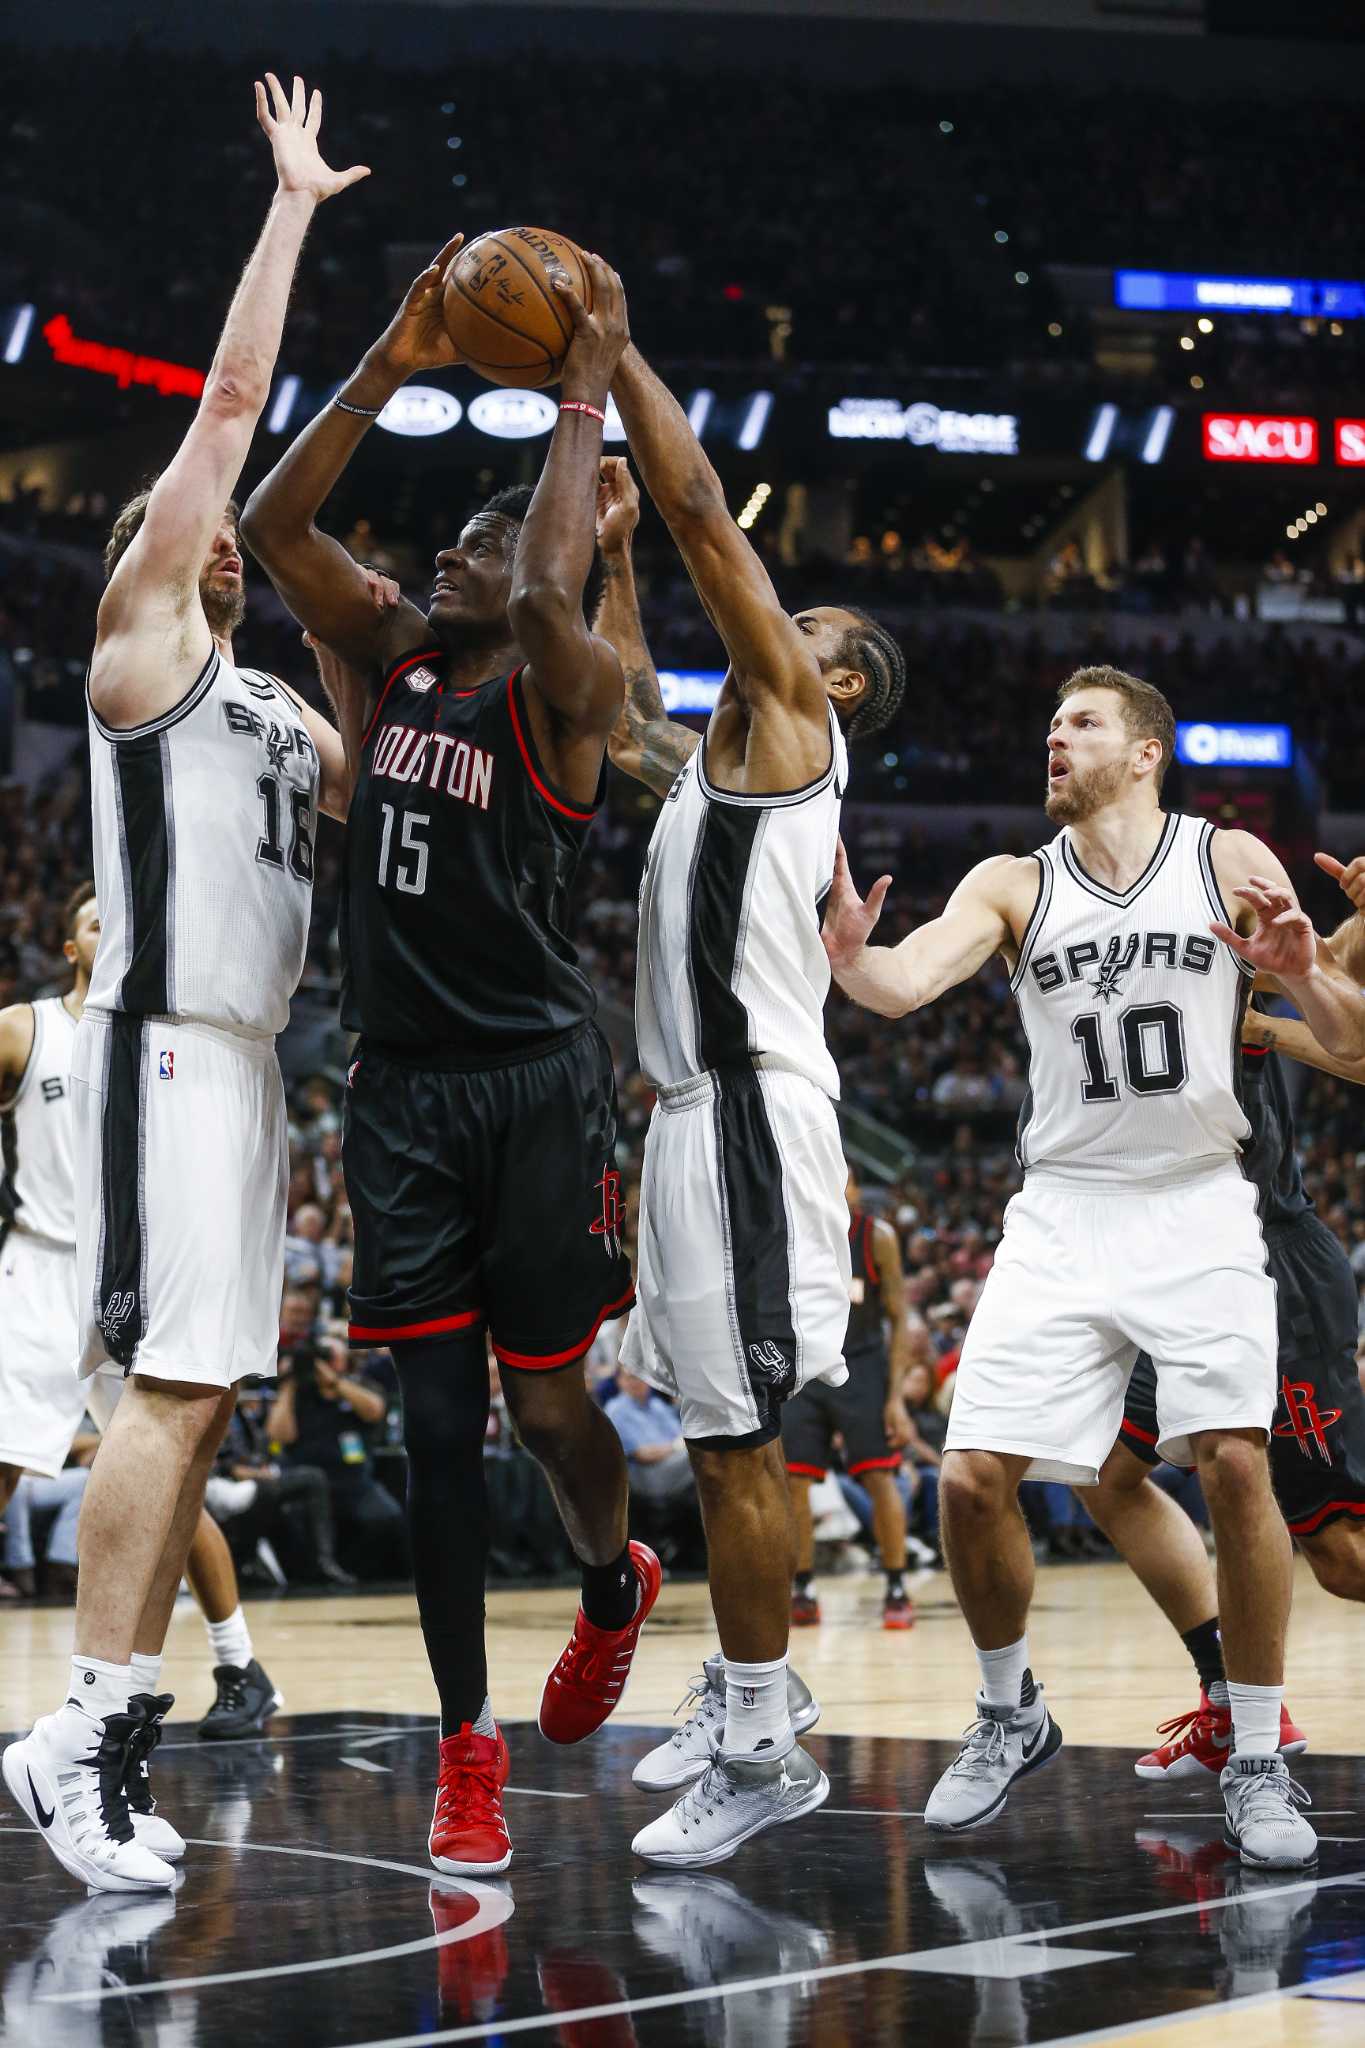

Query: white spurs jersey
left=635, top=706, right=847, bottom=1094
left=0, top=997, right=76, bottom=1248
left=1011, top=811, right=1253, bottom=1188
left=85, top=652, right=319, bottom=1038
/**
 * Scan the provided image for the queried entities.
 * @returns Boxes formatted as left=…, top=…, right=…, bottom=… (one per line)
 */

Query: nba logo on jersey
left=405, top=666, right=439, bottom=694
left=159, top=1049, right=174, bottom=1080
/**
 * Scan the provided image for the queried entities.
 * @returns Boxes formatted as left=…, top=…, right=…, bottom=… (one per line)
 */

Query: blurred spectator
left=2, top=1467, right=87, bottom=1599
left=604, top=1371, right=703, bottom=1566
left=267, top=1335, right=408, bottom=1580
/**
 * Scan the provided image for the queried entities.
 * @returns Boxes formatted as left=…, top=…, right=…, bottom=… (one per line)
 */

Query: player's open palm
left=370, top=236, right=469, bottom=378
left=1211, top=874, right=1315, bottom=981
left=596, top=458, right=640, bottom=556
left=822, top=839, right=892, bottom=972
left=255, top=72, right=370, bottom=203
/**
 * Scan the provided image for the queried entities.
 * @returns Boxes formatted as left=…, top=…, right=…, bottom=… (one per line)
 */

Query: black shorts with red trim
left=344, top=1021, right=633, bottom=1369
left=1120, top=1212, right=1365, bottom=1538
left=781, top=1341, right=897, bottom=1479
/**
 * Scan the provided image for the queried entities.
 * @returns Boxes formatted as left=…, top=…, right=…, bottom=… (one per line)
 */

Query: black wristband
left=333, top=395, right=383, bottom=418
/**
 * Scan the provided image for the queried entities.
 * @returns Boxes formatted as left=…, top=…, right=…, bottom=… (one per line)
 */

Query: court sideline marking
left=0, top=1831, right=511, bottom=2005
left=343, top=1867, right=1365, bottom=2048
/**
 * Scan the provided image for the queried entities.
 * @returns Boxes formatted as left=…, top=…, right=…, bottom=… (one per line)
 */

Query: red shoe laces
left=1153, top=1706, right=1212, bottom=1744
left=435, top=1753, right=503, bottom=1826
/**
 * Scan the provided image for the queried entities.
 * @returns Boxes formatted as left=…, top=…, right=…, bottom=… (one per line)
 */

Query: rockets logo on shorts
left=159, top=1049, right=174, bottom=1080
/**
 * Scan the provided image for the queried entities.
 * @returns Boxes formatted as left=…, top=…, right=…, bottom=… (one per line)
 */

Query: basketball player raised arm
left=91, top=75, right=366, bottom=819
left=593, top=457, right=700, bottom=797
left=240, top=233, right=469, bottom=717
left=609, top=345, right=857, bottom=793
left=509, top=256, right=632, bottom=787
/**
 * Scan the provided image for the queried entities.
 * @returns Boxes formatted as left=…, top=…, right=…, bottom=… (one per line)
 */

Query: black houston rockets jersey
left=846, top=1208, right=888, bottom=1355
left=341, top=649, right=602, bottom=1059
left=1240, top=995, right=1311, bottom=1229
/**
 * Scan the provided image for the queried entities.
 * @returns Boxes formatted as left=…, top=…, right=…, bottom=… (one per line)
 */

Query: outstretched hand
left=554, top=253, right=630, bottom=404
left=1211, top=874, right=1315, bottom=981
left=596, top=457, right=640, bottom=556
left=1315, top=849, right=1365, bottom=916
left=368, top=235, right=467, bottom=378
left=821, top=839, right=892, bottom=973
left=255, top=72, right=370, bottom=203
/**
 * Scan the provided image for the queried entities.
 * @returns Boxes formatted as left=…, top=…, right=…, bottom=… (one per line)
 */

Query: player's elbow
left=202, top=370, right=270, bottom=423
left=509, top=575, right=582, bottom=640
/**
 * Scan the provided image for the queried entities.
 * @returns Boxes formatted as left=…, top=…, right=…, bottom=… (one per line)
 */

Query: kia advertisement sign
left=1202, top=414, right=1319, bottom=464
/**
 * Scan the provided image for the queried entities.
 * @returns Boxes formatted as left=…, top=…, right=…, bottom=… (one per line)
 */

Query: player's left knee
left=1192, top=1431, right=1268, bottom=1508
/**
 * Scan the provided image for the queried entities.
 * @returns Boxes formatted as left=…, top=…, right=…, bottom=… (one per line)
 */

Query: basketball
left=442, top=227, right=593, bottom=388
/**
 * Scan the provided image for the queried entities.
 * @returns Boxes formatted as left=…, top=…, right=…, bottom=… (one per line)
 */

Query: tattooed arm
left=594, top=457, right=700, bottom=799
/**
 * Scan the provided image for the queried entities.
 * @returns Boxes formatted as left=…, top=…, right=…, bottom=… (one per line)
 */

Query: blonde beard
left=1045, top=755, right=1131, bottom=825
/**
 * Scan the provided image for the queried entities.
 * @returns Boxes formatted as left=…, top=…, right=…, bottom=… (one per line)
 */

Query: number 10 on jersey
left=1071, top=1002, right=1188, bottom=1102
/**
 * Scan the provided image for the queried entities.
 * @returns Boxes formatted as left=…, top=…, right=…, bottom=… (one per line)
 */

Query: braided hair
left=841, top=608, right=906, bottom=743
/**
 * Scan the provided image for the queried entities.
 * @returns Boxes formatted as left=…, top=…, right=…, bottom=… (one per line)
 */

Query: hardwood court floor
left=2, top=1559, right=1362, bottom=2048
left=4, top=1554, right=1362, bottom=1753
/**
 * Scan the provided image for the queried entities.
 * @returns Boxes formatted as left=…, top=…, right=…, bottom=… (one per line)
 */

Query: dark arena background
left=3, top=2, right=1365, bottom=2044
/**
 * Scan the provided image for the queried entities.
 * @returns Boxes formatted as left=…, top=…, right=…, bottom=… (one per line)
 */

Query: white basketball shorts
left=945, top=1164, right=1277, bottom=1483
left=72, top=1008, right=288, bottom=1391
left=0, top=1233, right=84, bottom=1478
left=620, top=1064, right=851, bottom=1446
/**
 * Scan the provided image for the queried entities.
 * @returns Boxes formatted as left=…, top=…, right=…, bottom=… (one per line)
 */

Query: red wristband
left=560, top=400, right=606, bottom=423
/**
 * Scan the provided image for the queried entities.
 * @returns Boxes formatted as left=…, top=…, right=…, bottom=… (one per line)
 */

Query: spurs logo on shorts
left=748, top=1339, right=795, bottom=1392
left=100, top=1290, right=137, bottom=1345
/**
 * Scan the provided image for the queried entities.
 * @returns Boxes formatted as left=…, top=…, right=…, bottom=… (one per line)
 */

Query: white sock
left=976, top=1636, right=1029, bottom=1712
left=130, top=1652, right=163, bottom=1696
left=472, top=1696, right=496, bottom=1739
left=723, top=1656, right=793, bottom=1759
left=67, top=1655, right=133, bottom=1723
left=1229, top=1680, right=1282, bottom=1758
left=205, top=1607, right=254, bottom=1671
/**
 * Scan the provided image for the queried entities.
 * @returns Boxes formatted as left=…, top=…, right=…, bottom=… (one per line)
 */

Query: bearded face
left=1044, top=750, right=1132, bottom=824
left=200, top=561, right=246, bottom=637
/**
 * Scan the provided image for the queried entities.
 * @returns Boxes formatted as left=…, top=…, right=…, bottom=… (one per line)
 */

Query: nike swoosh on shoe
left=28, top=1769, right=55, bottom=1829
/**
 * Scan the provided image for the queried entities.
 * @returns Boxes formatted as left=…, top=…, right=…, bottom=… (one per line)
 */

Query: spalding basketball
left=443, top=227, right=593, bottom=389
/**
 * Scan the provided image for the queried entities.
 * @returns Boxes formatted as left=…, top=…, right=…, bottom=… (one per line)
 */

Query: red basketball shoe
left=1135, top=1690, right=1307, bottom=1780
left=539, top=1543, right=663, bottom=1745
left=791, top=1590, right=821, bottom=1627
left=429, top=1725, right=512, bottom=1874
left=882, top=1588, right=915, bottom=1631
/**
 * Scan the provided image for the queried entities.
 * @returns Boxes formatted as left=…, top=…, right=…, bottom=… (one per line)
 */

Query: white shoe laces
left=1229, top=1769, right=1312, bottom=1830
left=675, top=1761, right=737, bottom=1833
left=669, top=1677, right=724, bottom=1750
left=948, top=1716, right=1008, bottom=1778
